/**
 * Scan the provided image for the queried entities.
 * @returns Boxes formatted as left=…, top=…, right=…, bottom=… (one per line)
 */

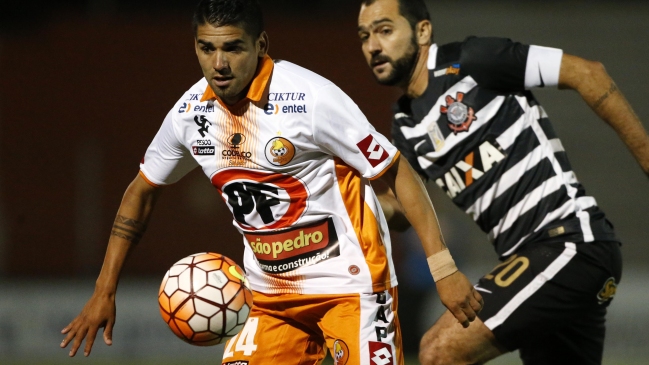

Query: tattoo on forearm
left=593, top=82, right=619, bottom=109
left=111, top=215, right=147, bottom=244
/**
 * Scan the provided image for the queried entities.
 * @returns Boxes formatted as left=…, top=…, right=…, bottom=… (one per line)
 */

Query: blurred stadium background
left=0, top=0, right=647, bottom=364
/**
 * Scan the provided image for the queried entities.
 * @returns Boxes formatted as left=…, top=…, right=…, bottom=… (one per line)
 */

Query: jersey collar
left=427, top=43, right=438, bottom=70
left=200, top=54, right=274, bottom=104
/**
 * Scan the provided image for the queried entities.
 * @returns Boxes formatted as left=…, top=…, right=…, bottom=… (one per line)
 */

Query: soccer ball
left=158, top=252, right=253, bottom=346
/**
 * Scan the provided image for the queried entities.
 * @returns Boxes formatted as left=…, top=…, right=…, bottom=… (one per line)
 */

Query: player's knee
left=419, top=327, right=453, bottom=365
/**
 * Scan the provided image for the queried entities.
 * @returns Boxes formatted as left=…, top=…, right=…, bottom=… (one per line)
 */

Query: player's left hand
left=435, top=270, right=484, bottom=328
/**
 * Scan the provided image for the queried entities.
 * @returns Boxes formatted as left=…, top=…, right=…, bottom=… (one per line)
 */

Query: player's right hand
left=60, top=292, right=116, bottom=357
left=435, top=270, right=483, bottom=328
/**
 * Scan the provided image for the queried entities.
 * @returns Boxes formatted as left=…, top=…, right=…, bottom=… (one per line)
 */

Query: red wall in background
left=0, top=10, right=399, bottom=276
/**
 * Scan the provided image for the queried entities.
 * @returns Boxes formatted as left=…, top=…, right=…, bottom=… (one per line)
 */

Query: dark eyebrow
left=223, top=39, right=245, bottom=47
left=358, top=18, right=394, bottom=32
left=197, top=40, right=215, bottom=48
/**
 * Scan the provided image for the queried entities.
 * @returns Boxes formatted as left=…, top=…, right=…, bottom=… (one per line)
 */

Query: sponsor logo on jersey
left=180, top=101, right=214, bottom=114
left=187, top=93, right=202, bottom=101
left=373, top=292, right=390, bottom=344
left=263, top=103, right=308, bottom=115
left=178, top=102, right=191, bottom=113
left=192, top=146, right=215, bottom=155
left=597, top=277, right=617, bottom=304
left=223, top=133, right=252, bottom=166
left=265, top=137, right=296, bottom=166
left=435, top=138, right=506, bottom=199
left=333, top=339, right=350, bottom=365
left=434, top=63, right=461, bottom=78
left=194, top=115, right=212, bottom=138
left=369, top=342, right=393, bottom=365
left=223, top=361, right=249, bottom=365
left=357, top=135, right=389, bottom=167
left=212, top=168, right=309, bottom=230
left=268, top=92, right=306, bottom=102
left=244, top=218, right=340, bottom=273
left=441, top=92, right=476, bottom=134
left=228, top=133, right=246, bottom=148
left=193, top=104, right=215, bottom=113
left=348, top=265, right=360, bottom=275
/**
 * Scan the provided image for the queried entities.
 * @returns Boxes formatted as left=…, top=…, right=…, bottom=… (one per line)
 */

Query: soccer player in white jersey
left=358, top=0, right=649, bottom=364
left=59, top=0, right=484, bottom=363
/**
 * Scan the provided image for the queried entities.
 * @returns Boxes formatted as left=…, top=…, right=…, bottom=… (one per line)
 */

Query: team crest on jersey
left=265, top=137, right=296, bottom=166
left=333, top=339, right=350, bottom=365
left=212, top=168, right=308, bottom=230
left=597, top=277, right=617, bottom=304
left=441, top=92, right=476, bottom=135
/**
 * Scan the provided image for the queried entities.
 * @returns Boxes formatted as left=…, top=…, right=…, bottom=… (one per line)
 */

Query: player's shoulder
left=271, top=59, right=335, bottom=91
left=434, top=36, right=531, bottom=79
left=169, top=78, right=213, bottom=119
left=461, top=36, right=530, bottom=61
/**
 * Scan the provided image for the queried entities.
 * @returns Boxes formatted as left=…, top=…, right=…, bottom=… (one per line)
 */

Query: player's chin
left=375, top=74, right=399, bottom=87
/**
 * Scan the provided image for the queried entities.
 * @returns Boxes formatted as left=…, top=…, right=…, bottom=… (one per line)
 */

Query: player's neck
left=403, top=44, right=430, bottom=99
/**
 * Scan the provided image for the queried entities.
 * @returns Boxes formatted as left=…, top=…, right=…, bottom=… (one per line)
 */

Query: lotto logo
left=357, top=135, right=389, bottom=167
left=192, top=146, right=215, bottom=156
left=369, top=341, right=393, bottom=365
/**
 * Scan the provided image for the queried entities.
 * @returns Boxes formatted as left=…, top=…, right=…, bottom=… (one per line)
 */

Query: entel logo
left=263, top=103, right=308, bottom=115
left=179, top=102, right=191, bottom=113
left=179, top=103, right=214, bottom=114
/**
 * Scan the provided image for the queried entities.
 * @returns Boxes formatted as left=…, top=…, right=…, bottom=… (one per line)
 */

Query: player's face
left=358, top=0, right=419, bottom=86
left=195, top=23, right=268, bottom=105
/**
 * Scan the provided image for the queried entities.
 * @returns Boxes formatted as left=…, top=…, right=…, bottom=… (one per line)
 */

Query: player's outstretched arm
left=60, top=173, right=163, bottom=357
left=559, top=54, right=649, bottom=178
left=377, top=155, right=483, bottom=328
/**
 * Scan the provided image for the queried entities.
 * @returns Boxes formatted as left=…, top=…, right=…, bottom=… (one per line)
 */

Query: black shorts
left=476, top=240, right=622, bottom=365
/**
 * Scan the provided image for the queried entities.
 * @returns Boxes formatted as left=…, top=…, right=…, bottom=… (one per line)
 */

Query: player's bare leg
left=419, top=310, right=508, bottom=365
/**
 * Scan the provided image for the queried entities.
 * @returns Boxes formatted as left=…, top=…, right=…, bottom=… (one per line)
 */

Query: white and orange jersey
left=140, top=56, right=401, bottom=295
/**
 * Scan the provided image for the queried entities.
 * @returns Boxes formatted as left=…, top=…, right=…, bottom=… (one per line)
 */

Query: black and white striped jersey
left=392, top=37, right=617, bottom=257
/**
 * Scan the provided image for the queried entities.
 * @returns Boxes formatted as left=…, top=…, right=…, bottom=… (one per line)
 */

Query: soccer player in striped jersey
left=60, top=0, right=483, bottom=363
left=358, top=0, right=649, bottom=364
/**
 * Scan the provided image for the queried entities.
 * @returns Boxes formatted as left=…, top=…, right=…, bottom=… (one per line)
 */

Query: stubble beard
left=374, top=36, right=420, bottom=87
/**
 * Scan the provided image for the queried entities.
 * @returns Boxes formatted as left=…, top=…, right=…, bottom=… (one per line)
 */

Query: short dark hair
left=192, top=0, right=264, bottom=38
left=361, top=0, right=430, bottom=30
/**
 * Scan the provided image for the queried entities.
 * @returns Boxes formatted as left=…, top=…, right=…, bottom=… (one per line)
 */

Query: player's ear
left=257, top=31, right=269, bottom=58
left=416, top=20, right=432, bottom=46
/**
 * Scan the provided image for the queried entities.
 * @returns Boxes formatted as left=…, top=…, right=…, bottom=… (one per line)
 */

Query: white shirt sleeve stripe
left=524, top=45, right=563, bottom=89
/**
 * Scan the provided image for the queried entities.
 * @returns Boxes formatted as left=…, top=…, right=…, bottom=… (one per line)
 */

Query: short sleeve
left=139, top=110, right=199, bottom=185
left=458, top=37, right=563, bottom=91
left=312, top=84, right=399, bottom=179
left=459, top=37, right=529, bottom=91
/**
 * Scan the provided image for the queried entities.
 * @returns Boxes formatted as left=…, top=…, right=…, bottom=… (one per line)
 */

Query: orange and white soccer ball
left=158, top=252, right=253, bottom=346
